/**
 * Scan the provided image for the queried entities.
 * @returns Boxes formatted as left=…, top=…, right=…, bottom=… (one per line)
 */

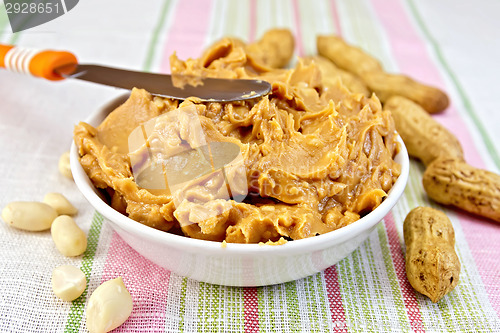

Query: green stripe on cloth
left=296, top=0, right=318, bottom=55
left=338, top=233, right=417, bottom=331
left=190, top=3, right=245, bottom=330
left=337, top=249, right=374, bottom=332
left=198, top=283, right=246, bottom=331
left=63, top=1, right=174, bottom=329
left=366, top=236, right=405, bottom=330
left=258, top=286, right=282, bottom=332
left=293, top=2, right=414, bottom=327
left=64, top=212, right=103, bottom=332
left=284, top=281, right=301, bottom=331
left=384, top=166, right=427, bottom=330
left=342, top=0, right=395, bottom=70
left=342, top=0, right=500, bottom=328
left=321, top=0, right=341, bottom=35
left=377, top=224, right=411, bottom=330
left=178, top=277, right=188, bottom=332
left=226, top=286, right=245, bottom=331
left=208, top=0, right=225, bottom=41
left=214, top=284, right=227, bottom=329
left=406, top=0, right=500, bottom=170
left=406, top=163, right=457, bottom=331
left=0, top=2, right=9, bottom=36
left=407, top=160, right=427, bottom=208
left=296, top=0, right=341, bottom=53
left=408, top=162, right=499, bottom=330
left=314, top=273, right=333, bottom=330
left=436, top=297, right=454, bottom=332
left=303, top=274, right=331, bottom=331
left=443, top=253, right=491, bottom=331
left=197, top=284, right=244, bottom=331
left=8, top=32, right=20, bottom=44
left=405, top=162, right=495, bottom=330
left=225, top=0, right=239, bottom=40
left=364, top=236, right=392, bottom=318
left=198, top=282, right=213, bottom=332
left=255, top=0, right=277, bottom=37
left=143, top=0, right=173, bottom=71
left=196, top=282, right=206, bottom=332
left=338, top=1, right=498, bottom=329
left=269, top=0, right=278, bottom=27
left=254, top=264, right=332, bottom=330
left=256, top=287, right=267, bottom=331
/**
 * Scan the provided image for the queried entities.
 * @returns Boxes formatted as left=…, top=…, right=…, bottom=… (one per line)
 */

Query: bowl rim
left=71, top=94, right=409, bottom=257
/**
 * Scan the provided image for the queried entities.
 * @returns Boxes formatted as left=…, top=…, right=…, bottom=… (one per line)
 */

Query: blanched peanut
left=59, top=151, right=73, bottom=179
left=43, top=192, right=78, bottom=216
left=2, top=202, right=57, bottom=231
left=86, top=277, right=133, bottom=333
left=51, top=215, right=87, bottom=256
left=52, top=265, right=86, bottom=301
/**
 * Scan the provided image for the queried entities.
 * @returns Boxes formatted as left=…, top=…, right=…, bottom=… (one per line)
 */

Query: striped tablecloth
left=1, top=0, right=500, bottom=332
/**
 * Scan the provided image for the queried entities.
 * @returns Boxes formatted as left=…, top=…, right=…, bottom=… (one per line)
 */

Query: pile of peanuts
left=1, top=152, right=132, bottom=333
left=317, top=35, right=500, bottom=224
left=317, top=34, right=500, bottom=302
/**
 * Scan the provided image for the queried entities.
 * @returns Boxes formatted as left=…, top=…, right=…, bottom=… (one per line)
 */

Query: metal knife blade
left=56, top=64, right=271, bottom=102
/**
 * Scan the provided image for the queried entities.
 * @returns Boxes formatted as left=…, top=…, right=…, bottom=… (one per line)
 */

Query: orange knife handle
left=0, top=44, right=14, bottom=67
left=0, top=44, right=77, bottom=81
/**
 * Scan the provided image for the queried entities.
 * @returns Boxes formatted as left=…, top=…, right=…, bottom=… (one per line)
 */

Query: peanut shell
left=404, top=206, right=460, bottom=302
left=423, top=158, right=500, bottom=222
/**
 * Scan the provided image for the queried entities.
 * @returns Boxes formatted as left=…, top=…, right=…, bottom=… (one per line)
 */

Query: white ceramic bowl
left=71, top=94, right=409, bottom=287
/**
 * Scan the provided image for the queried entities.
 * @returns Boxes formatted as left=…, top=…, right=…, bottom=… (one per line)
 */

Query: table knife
left=0, top=44, right=271, bottom=102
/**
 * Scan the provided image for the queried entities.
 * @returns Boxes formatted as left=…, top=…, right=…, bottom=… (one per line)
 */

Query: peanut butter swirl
left=74, top=33, right=400, bottom=244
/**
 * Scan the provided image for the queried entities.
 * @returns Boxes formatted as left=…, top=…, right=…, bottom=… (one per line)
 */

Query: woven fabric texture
left=1, top=0, right=500, bottom=332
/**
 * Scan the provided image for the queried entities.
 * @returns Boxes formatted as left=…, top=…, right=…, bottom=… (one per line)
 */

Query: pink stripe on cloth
left=384, top=213, right=425, bottom=332
left=159, top=0, right=215, bottom=73
left=330, top=0, right=343, bottom=36
left=328, top=11, right=424, bottom=328
left=249, top=0, right=257, bottom=43
left=243, top=8, right=260, bottom=331
left=323, top=266, right=348, bottom=332
left=243, top=287, right=259, bottom=333
left=292, top=0, right=305, bottom=56
left=458, top=215, right=500, bottom=309
left=100, top=232, right=171, bottom=332
left=369, top=0, right=484, bottom=169
left=369, top=0, right=500, bottom=316
left=317, top=10, right=352, bottom=331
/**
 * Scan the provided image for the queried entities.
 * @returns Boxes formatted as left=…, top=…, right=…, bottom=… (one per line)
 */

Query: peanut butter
left=74, top=37, right=400, bottom=244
